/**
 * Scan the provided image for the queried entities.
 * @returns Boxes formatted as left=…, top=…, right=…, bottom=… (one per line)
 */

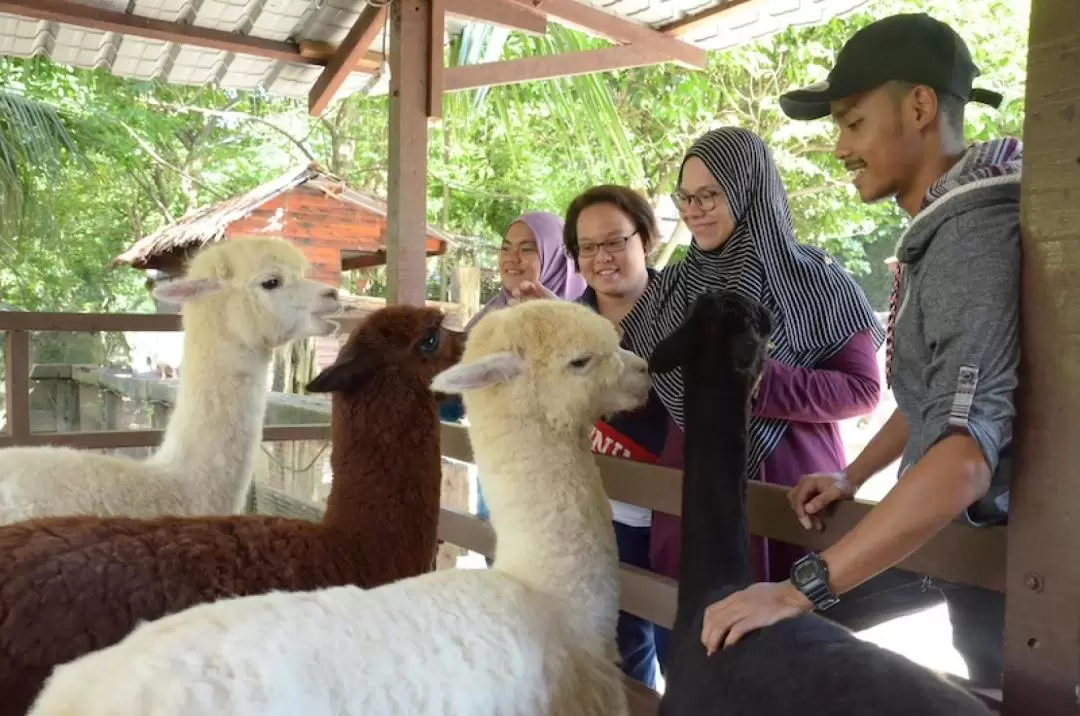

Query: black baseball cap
left=779, top=13, right=1003, bottom=121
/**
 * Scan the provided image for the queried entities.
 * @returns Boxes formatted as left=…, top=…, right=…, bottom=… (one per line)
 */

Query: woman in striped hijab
left=621, top=127, right=884, bottom=587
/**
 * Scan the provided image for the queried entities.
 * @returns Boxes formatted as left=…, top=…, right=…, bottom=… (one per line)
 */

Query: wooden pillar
left=451, top=266, right=481, bottom=323
left=1004, top=2, right=1080, bottom=714
left=3, top=330, right=30, bottom=440
left=386, top=0, right=433, bottom=306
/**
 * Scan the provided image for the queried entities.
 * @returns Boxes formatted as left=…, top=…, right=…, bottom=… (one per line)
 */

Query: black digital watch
left=790, top=552, right=839, bottom=612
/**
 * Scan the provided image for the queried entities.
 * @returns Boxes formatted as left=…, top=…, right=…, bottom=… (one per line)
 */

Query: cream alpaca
left=28, top=299, right=647, bottom=716
left=0, top=238, right=340, bottom=524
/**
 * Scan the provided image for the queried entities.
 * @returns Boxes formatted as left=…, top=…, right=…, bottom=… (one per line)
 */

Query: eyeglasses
left=578, top=233, right=636, bottom=259
left=672, top=189, right=722, bottom=213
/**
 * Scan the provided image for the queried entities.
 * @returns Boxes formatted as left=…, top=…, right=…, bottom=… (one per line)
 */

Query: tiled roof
left=1, top=0, right=870, bottom=101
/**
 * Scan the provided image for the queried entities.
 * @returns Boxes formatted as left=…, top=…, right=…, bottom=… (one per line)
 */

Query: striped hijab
left=621, top=127, right=884, bottom=477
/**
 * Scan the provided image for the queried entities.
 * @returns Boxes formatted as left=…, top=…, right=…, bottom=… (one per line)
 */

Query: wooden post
left=451, top=266, right=481, bottom=324
left=1004, top=2, right=1080, bottom=714
left=3, top=330, right=30, bottom=440
left=386, top=0, right=432, bottom=306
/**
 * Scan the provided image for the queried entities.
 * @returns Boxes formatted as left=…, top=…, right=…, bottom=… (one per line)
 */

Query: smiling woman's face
left=575, top=202, right=648, bottom=299
left=498, top=221, right=542, bottom=294
left=677, top=156, right=737, bottom=252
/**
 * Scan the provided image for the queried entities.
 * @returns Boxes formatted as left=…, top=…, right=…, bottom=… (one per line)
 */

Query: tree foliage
left=0, top=0, right=1030, bottom=314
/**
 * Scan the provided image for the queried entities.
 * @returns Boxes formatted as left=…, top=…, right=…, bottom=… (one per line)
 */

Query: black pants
left=822, top=568, right=1005, bottom=690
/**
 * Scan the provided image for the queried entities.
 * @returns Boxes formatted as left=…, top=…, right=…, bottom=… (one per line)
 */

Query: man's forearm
left=820, top=433, right=991, bottom=595
left=845, top=408, right=909, bottom=488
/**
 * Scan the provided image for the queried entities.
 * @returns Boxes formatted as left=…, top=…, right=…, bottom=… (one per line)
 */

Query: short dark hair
left=886, top=80, right=965, bottom=138
left=563, top=185, right=659, bottom=268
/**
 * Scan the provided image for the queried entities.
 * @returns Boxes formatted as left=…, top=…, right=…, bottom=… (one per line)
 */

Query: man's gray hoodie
left=891, top=172, right=1021, bottom=526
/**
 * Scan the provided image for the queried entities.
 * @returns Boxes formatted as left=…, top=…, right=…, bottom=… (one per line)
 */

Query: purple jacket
left=650, top=329, right=881, bottom=583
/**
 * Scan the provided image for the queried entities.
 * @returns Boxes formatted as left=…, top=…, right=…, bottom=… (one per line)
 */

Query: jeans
left=823, top=568, right=1005, bottom=690
left=614, top=521, right=670, bottom=690
left=474, top=480, right=493, bottom=567
left=476, top=480, right=490, bottom=521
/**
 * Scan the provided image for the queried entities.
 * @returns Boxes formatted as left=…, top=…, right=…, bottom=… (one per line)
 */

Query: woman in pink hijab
left=465, top=211, right=587, bottom=331
left=446, top=212, right=585, bottom=531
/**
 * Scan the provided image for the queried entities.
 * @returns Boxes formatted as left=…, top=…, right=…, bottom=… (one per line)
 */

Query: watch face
left=792, top=558, right=823, bottom=586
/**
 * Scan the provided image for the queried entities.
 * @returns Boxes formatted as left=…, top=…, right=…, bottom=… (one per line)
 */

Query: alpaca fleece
left=0, top=237, right=341, bottom=525
left=0, top=304, right=462, bottom=716
left=28, top=299, right=646, bottom=716
left=652, top=290, right=993, bottom=716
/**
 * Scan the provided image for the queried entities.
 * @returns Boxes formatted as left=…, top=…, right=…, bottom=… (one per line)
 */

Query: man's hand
left=509, top=281, right=557, bottom=303
left=788, top=472, right=857, bottom=531
left=701, top=581, right=812, bottom=655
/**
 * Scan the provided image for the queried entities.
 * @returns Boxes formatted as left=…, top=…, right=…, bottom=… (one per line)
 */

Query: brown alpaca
left=0, top=305, right=463, bottom=716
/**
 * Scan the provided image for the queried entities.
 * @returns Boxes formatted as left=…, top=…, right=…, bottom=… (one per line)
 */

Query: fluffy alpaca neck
left=466, top=404, right=620, bottom=652
left=679, top=357, right=752, bottom=612
left=151, top=329, right=271, bottom=513
left=322, top=373, right=442, bottom=576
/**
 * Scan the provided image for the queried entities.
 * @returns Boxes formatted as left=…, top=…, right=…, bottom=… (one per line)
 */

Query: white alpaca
left=27, top=299, right=648, bottom=716
left=0, top=238, right=340, bottom=524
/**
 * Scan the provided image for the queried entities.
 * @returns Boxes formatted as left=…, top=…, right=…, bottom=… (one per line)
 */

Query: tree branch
left=117, top=121, right=226, bottom=201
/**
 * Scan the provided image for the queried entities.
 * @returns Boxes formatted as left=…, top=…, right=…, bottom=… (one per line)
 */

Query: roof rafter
left=445, top=0, right=547, bottom=35
left=443, top=43, right=667, bottom=91
left=660, top=0, right=759, bottom=36
left=514, top=0, right=707, bottom=68
left=308, top=2, right=389, bottom=116
left=0, top=0, right=321, bottom=65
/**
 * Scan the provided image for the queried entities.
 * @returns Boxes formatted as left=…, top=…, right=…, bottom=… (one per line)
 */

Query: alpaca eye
left=569, top=355, right=592, bottom=369
left=419, top=331, right=440, bottom=354
left=261, top=276, right=282, bottom=290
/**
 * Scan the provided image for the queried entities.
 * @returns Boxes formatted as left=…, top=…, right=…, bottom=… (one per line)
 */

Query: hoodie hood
left=896, top=137, right=1023, bottom=264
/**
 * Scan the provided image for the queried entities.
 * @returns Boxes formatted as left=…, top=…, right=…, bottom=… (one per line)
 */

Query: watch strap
left=801, top=578, right=840, bottom=611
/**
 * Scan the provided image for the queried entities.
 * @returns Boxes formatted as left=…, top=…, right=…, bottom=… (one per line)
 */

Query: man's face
left=830, top=86, right=923, bottom=204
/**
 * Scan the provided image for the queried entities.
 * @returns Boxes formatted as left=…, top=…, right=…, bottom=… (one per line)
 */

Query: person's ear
left=910, top=85, right=939, bottom=131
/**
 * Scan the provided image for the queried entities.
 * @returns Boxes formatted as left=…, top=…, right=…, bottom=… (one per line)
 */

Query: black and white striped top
left=621, top=127, right=885, bottom=478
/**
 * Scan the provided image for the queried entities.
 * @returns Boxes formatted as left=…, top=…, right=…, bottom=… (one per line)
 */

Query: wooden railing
left=1, top=313, right=1008, bottom=714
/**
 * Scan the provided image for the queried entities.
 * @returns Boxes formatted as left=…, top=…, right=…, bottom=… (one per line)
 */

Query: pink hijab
left=466, top=212, right=587, bottom=330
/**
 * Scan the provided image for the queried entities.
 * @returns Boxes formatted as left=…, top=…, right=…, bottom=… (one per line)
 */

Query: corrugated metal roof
left=0, top=0, right=870, bottom=101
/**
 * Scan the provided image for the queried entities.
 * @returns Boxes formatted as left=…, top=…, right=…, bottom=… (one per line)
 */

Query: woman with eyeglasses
left=617, top=127, right=883, bottom=598
left=543, top=185, right=674, bottom=690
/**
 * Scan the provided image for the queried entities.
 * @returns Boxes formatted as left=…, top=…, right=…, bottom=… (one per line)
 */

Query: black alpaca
left=650, top=290, right=992, bottom=716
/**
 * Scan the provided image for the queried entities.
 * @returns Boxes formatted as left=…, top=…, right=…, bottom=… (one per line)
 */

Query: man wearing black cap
left=699, top=13, right=1020, bottom=691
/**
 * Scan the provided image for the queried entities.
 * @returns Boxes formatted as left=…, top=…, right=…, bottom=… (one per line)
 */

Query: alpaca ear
left=152, top=278, right=224, bottom=304
left=306, top=354, right=381, bottom=394
left=431, top=352, right=525, bottom=393
left=649, top=325, right=689, bottom=375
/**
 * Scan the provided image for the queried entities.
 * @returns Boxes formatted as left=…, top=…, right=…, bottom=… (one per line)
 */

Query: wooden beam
left=659, top=0, right=758, bottom=37
left=444, top=44, right=667, bottom=91
left=386, top=0, right=433, bottom=305
left=3, top=331, right=30, bottom=440
left=308, top=3, right=388, bottom=116
left=297, top=41, right=384, bottom=72
left=0, top=0, right=320, bottom=66
left=438, top=422, right=1008, bottom=592
left=625, top=675, right=659, bottom=716
left=0, top=425, right=329, bottom=450
left=445, top=0, right=546, bottom=35
left=427, top=0, right=445, bottom=119
left=512, top=0, right=706, bottom=69
left=1004, top=0, right=1080, bottom=713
